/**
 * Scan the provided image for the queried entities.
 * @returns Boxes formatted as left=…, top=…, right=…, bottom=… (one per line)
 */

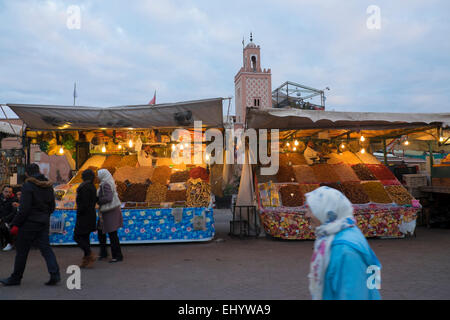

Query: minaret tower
left=234, top=33, right=272, bottom=126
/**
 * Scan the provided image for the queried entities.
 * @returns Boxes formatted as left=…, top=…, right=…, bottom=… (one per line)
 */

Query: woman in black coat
left=74, top=169, right=97, bottom=268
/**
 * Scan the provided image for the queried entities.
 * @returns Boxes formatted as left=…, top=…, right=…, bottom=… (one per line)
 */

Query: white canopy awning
left=7, top=98, right=224, bottom=130
left=246, top=107, right=450, bottom=130
left=0, top=121, right=23, bottom=136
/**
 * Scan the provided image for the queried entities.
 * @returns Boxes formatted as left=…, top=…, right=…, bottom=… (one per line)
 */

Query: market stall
left=246, top=108, right=450, bottom=240
left=8, top=98, right=224, bottom=245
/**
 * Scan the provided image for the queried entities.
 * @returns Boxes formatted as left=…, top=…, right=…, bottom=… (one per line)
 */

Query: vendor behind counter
left=304, top=141, right=319, bottom=165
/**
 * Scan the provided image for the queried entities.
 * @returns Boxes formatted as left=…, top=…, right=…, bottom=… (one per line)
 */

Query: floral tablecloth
left=259, top=205, right=419, bottom=240
left=49, top=207, right=215, bottom=245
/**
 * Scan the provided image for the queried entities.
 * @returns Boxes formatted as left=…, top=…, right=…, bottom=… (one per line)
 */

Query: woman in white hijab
left=97, top=169, right=123, bottom=263
left=305, top=186, right=381, bottom=300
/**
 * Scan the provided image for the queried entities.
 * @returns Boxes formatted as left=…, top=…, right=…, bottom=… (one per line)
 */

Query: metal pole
left=429, top=141, right=434, bottom=167
left=383, top=139, right=388, bottom=165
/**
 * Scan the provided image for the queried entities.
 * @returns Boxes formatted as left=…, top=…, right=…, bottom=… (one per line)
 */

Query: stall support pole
left=428, top=141, right=434, bottom=167
left=383, top=139, right=388, bottom=165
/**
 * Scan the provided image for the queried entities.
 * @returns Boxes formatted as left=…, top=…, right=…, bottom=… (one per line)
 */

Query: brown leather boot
left=85, top=252, right=97, bottom=268
left=79, top=256, right=89, bottom=268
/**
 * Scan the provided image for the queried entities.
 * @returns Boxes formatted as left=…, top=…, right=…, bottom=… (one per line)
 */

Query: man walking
left=0, top=164, right=60, bottom=286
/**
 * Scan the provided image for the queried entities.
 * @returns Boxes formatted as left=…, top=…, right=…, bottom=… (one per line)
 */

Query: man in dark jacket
left=0, top=163, right=60, bottom=286
left=0, top=185, right=15, bottom=250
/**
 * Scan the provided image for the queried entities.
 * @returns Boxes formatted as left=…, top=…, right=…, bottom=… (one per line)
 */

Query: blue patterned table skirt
left=49, top=208, right=215, bottom=245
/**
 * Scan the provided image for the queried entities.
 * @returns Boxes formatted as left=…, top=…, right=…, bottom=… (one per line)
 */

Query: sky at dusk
left=1, top=0, right=449, bottom=117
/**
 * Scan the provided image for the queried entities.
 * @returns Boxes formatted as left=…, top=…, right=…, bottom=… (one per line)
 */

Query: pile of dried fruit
left=340, top=182, right=370, bottom=204
left=327, top=153, right=344, bottom=164
left=170, top=170, right=190, bottom=183
left=341, top=151, right=362, bottom=165
left=151, top=165, right=172, bottom=185
left=385, top=185, right=413, bottom=205
left=298, top=184, right=320, bottom=195
left=189, top=166, right=209, bottom=181
left=333, top=163, right=360, bottom=182
left=115, top=181, right=127, bottom=201
left=277, top=165, right=296, bottom=182
left=367, top=164, right=396, bottom=180
left=113, top=166, right=137, bottom=183
left=320, top=182, right=343, bottom=191
left=285, top=153, right=307, bottom=165
left=279, top=185, right=304, bottom=207
left=165, top=190, right=187, bottom=202
left=117, top=154, right=138, bottom=168
left=71, top=166, right=99, bottom=184
left=122, top=183, right=148, bottom=202
left=312, top=164, right=340, bottom=183
left=352, top=164, right=377, bottom=181
left=361, top=181, right=392, bottom=203
left=80, top=155, right=106, bottom=170
left=102, top=155, right=122, bottom=168
left=292, top=165, right=318, bottom=183
left=186, top=178, right=211, bottom=207
left=356, top=152, right=380, bottom=164
left=145, top=182, right=167, bottom=203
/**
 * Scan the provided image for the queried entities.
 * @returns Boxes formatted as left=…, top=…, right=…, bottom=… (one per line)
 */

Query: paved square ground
left=1, top=209, right=449, bottom=300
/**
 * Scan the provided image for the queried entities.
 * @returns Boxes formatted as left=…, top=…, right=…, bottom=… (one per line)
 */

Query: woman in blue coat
left=305, top=186, right=382, bottom=300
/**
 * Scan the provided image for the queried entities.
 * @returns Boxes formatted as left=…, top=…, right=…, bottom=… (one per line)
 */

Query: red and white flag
left=148, top=91, right=156, bottom=105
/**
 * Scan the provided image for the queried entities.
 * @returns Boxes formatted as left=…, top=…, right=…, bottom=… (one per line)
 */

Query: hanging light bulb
left=118, top=144, right=122, bottom=150
left=184, top=143, right=189, bottom=148
left=360, top=135, right=365, bottom=142
left=340, top=143, right=345, bottom=149
left=404, top=140, right=409, bottom=146
left=361, top=148, right=366, bottom=154
left=294, top=140, right=299, bottom=146
left=293, top=147, right=297, bottom=152
left=171, top=144, right=176, bottom=151
left=58, top=147, right=64, bottom=155
left=128, top=139, right=133, bottom=148
left=205, top=154, right=210, bottom=162
left=180, top=144, right=184, bottom=150
left=286, top=142, right=290, bottom=147
left=439, top=136, right=444, bottom=142
left=101, top=145, right=106, bottom=153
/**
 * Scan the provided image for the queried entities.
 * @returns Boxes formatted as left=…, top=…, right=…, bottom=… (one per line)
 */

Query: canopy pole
left=428, top=141, right=434, bottom=168
left=383, top=139, right=388, bottom=165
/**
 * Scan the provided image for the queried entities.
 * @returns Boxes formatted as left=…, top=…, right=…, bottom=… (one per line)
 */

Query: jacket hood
left=332, top=227, right=382, bottom=269
left=26, top=175, right=54, bottom=188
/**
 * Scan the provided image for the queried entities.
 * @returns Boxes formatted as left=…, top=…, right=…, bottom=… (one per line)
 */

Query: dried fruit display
left=145, top=182, right=167, bottom=203
left=170, top=170, right=190, bottom=183
left=298, top=184, right=320, bottom=195
left=327, top=153, right=344, bottom=164
left=311, top=164, right=340, bottom=183
left=279, top=185, right=304, bottom=207
left=189, top=166, right=209, bottom=181
left=102, top=155, right=122, bottom=168
left=356, top=152, right=380, bottom=164
left=165, top=190, right=187, bottom=202
left=278, top=153, right=289, bottom=167
left=292, top=165, right=318, bottom=183
left=132, top=166, right=154, bottom=183
left=113, top=166, right=137, bottom=183
left=151, top=165, right=172, bottom=185
left=286, top=153, right=307, bottom=165
left=122, top=183, right=148, bottom=202
left=340, top=182, right=370, bottom=204
left=186, top=178, right=211, bottom=207
left=80, top=155, right=106, bottom=170
left=367, top=164, right=396, bottom=181
left=361, top=181, right=392, bottom=204
left=70, top=166, right=99, bottom=184
left=333, top=163, right=360, bottom=182
left=320, top=182, right=343, bottom=192
left=385, top=185, right=413, bottom=205
left=117, top=154, right=138, bottom=168
left=115, top=181, right=127, bottom=201
left=341, top=151, right=362, bottom=165
left=352, top=164, right=377, bottom=181
left=277, top=165, right=297, bottom=182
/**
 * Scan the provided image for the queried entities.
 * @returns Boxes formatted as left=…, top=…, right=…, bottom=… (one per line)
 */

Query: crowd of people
left=0, top=163, right=123, bottom=287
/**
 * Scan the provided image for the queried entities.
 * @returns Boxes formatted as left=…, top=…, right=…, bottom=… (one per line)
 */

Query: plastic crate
left=403, top=174, right=428, bottom=187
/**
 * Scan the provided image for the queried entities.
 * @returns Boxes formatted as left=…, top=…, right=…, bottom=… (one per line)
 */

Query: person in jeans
left=0, top=164, right=60, bottom=286
left=74, top=169, right=97, bottom=268
left=96, top=169, right=123, bottom=263
left=305, top=186, right=381, bottom=300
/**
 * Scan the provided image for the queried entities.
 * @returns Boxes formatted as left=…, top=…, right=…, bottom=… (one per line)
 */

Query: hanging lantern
left=58, top=147, right=64, bottom=155
left=128, top=139, right=133, bottom=148
left=360, top=148, right=366, bottom=154
left=360, top=135, right=365, bottom=142
left=101, top=145, right=106, bottom=153
left=294, top=140, right=299, bottom=146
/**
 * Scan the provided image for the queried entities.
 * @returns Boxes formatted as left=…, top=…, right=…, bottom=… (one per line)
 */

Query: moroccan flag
left=149, top=91, right=156, bottom=105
